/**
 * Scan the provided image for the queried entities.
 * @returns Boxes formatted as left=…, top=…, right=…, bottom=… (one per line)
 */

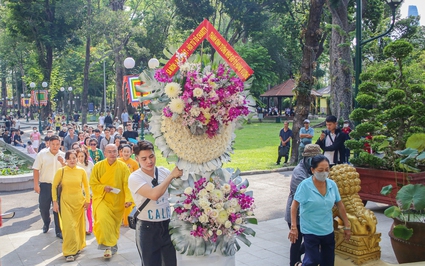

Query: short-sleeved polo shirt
left=300, top=127, right=314, bottom=145
left=294, top=176, right=341, bottom=236
left=32, top=148, right=65, bottom=183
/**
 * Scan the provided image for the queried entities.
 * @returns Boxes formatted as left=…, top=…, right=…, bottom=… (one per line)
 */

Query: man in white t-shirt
left=128, top=140, right=182, bottom=266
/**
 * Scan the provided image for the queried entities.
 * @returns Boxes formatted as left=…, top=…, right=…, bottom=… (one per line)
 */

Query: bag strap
left=132, top=167, right=159, bottom=219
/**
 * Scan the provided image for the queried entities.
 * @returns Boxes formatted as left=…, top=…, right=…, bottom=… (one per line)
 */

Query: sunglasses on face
left=90, top=143, right=96, bottom=146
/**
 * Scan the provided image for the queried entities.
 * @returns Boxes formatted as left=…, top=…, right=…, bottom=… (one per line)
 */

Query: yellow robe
left=90, top=159, right=133, bottom=247
left=118, top=157, right=139, bottom=226
left=52, top=166, right=90, bottom=257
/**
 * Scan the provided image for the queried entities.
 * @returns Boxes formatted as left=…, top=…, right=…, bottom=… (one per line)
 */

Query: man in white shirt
left=121, top=110, right=129, bottom=127
left=33, top=135, right=66, bottom=238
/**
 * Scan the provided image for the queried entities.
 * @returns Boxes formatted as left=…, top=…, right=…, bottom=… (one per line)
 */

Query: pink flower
left=154, top=69, right=173, bottom=83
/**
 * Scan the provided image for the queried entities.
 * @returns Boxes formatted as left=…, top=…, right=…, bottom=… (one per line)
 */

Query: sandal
left=65, top=256, right=75, bottom=262
left=103, top=249, right=112, bottom=258
left=295, top=262, right=302, bottom=266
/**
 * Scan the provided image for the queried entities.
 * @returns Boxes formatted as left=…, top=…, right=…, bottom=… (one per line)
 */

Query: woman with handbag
left=128, top=140, right=182, bottom=266
left=52, top=150, right=90, bottom=262
left=76, top=149, right=95, bottom=235
left=118, top=144, right=139, bottom=227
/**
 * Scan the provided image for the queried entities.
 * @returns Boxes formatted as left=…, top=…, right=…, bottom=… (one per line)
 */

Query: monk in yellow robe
left=90, top=144, right=133, bottom=258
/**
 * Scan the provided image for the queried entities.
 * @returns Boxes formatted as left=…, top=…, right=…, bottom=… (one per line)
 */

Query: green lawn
left=145, top=119, right=326, bottom=171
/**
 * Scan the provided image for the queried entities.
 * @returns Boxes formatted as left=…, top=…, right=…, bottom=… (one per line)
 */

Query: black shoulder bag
left=56, top=168, right=64, bottom=213
left=128, top=167, right=158, bottom=230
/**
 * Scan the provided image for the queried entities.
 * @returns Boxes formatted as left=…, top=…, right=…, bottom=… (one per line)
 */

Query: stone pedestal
left=335, top=229, right=381, bottom=265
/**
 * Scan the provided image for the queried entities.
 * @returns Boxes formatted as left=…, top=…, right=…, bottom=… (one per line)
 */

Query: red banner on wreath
left=162, top=19, right=253, bottom=81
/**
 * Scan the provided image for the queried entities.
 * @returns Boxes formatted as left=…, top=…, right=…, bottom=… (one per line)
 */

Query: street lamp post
left=123, top=57, right=159, bottom=140
left=354, top=0, right=403, bottom=108
left=30, top=81, right=48, bottom=134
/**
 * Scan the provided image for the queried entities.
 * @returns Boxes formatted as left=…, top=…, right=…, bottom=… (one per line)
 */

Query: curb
left=240, top=166, right=295, bottom=176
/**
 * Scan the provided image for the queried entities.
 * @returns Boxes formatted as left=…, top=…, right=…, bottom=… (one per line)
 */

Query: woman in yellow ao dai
left=52, top=150, right=90, bottom=262
left=118, top=144, right=139, bottom=226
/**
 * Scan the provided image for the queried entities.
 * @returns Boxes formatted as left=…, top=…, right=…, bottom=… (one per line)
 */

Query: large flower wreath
left=137, top=55, right=257, bottom=256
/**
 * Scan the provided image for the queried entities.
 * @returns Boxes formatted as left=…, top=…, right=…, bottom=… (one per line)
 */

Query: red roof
left=260, top=79, right=322, bottom=97
left=260, top=79, right=296, bottom=97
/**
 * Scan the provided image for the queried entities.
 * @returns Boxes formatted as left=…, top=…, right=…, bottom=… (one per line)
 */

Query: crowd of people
left=23, top=109, right=181, bottom=264
left=278, top=115, right=353, bottom=266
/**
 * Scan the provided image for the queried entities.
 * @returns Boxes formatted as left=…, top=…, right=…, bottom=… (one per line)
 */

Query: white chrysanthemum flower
left=224, top=220, right=232, bottom=228
left=226, top=207, right=236, bottom=214
left=216, top=229, right=223, bottom=236
left=235, top=218, right=243, bottom=224
left=214, top=203, right=223, bottom=210
left=229, top=198, right=238, bottom=207
left=204, top=206, right=212, bottom=214
left=193, top=88, right=204, bottom=98
left=184, top=187, right=193, bottom=195
left=208, top=230, right=213, bottom=236
left=247, top=211, right=253, bottom=216
left=205, top=182, right=215, bottom=192
left=164, top=82, right=182, bottom=98
left=169, top=98, right=185, bottom=114
left=199, top=198, right=210, bottom=209
left=190, top=107, right=201, bottom=117
left=198, top=189, right=208, bottom=197
left=217, top=210, right=229, bottom=224
left=209, top=209, right=219, bottom=218
left=233, top=225, right=240, bottom=231
left=211, top=189, right=224, bottom=200
left=199, top=214, right=209, bottom=224
left=221, top=184, right=231, bottom=193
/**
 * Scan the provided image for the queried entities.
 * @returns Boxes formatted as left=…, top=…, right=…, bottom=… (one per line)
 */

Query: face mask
left=343, top=123, right=349, bottom=128
left=315, top=171, right=329, bottom=182
left=34, top=130, right=37, bottom=132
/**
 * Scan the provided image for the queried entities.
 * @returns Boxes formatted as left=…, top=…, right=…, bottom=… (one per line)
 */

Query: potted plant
left=346, top=40, right=425, bottom=204
left=380, top=183, right=425, bottom=263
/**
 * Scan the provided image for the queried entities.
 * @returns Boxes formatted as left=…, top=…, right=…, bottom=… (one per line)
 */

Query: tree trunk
left=114, top=51, right=126, bottom=117
left=328, top=0, right=352, bottom=121
left=82, top=0, right=92, bottom=125
left=110, top=0, right=127, bottom=118
left=290, top=0, right=326, bottom=164
left=1, top=61, right=6, bottom=116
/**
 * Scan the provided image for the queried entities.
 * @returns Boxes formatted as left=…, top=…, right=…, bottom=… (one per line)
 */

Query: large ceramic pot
left=355, top=168, right=425, bottom=205
left=176, top=252, right=235, bottom=266
left=389, top=218, right=425, bottom=263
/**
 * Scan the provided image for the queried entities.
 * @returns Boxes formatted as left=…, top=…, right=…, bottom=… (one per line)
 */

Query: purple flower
left=154, top=69, right=173, bottom=83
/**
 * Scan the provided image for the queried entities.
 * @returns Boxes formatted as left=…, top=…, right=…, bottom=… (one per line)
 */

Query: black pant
left=39, top=183, right=61, bottom=234
left=303, top=232, right=335, bottom=266
left=135, top=219, right=176, bottom=266
left=277, top=146, right=290, bottom=164
left=288, top=223, right=305, bottom=266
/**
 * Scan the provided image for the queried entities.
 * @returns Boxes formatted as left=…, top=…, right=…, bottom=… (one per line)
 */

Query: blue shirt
left=294, top=176, right=341, bottom=236
left=300, top=127, right=314, bottom=146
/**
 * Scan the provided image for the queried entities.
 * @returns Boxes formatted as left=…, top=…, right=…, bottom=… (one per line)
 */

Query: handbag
left=128, top=167, right=158, bottom=230
left=56, top=168, right=64, bottom=212
left=278, top=145, right=290, bottom=157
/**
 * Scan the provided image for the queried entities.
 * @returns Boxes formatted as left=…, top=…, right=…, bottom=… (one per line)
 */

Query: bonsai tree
left=347, top=40, right=425, bottom=170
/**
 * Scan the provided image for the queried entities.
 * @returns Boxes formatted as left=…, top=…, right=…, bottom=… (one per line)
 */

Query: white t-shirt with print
left=128, top=167, right=171, bottom=222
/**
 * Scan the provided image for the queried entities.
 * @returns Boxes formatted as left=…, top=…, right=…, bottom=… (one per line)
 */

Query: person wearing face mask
left=289, top=155, right=351, bottom=266
left=30, top=127, right=41, bottom=153
left=285, top=144, right=322, bottom=266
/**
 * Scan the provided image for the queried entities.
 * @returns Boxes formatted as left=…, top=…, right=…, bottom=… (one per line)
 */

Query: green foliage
left=383, top=40, right=414, bottom=61
left=350, top=40, right=425, bottom=171
left=236, top=44, right=278, bottom=98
